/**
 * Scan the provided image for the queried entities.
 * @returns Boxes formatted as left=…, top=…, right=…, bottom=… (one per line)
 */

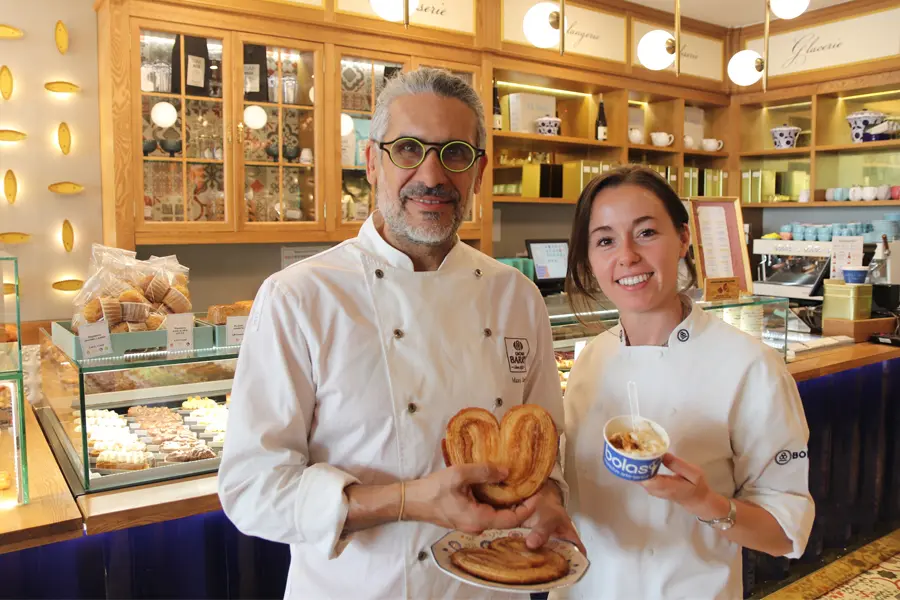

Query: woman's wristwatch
left=698, top=499, right=737, bottom=531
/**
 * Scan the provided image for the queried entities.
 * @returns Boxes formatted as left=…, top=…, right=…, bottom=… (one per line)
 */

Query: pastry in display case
left=37, top=329, right=237, bottom=494
left=0, top=253, right=28, bottom=504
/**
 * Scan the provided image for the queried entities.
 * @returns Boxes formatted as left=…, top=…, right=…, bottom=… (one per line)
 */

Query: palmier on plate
left=442, top=404, right=558, bottom=507
left=450, top=536, right=568, bottom=585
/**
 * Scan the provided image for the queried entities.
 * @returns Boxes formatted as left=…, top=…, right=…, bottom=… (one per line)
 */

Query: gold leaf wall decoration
left=0, top=25, right=23, bottom=39
left=61, top=220, right=74, bottom=252
left=58, top=122, right=71, bottom=155
left=3, top=170, right=15, bottom=205
left=48, top=181, right=84, bottom=194
left=0, top=129, right=26, bottom=142
left=44, top=81, right=80, bottom=93
left=0, top=233, right=32, bottom=244
left=54, top=21, right=68, bottom=54
left=52, top=279, right=84, bottom=292
left=0, top=65, right=12, bottom=100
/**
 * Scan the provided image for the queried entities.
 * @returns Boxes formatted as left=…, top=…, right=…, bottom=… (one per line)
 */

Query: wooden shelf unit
left=492, top=195, right=576, bottom=205
left=743, top=201, right=900, bottom=209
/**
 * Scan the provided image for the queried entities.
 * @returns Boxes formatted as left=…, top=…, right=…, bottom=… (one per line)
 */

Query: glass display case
left=549, top=293, right=791, bottom=392
left=37, top=332, right=237, bottom=494
left=0, top=254, right=27, bottom=504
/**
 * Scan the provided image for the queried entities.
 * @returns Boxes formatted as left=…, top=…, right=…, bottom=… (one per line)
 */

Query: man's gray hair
left=369, top=67, right=486, bottom=148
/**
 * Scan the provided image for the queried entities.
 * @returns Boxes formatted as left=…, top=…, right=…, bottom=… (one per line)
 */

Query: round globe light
left=637, top=29, right=676, bottom=71
left=370, top=0, right=420, bottom=22
left=243, top=105, right=268, bottom=130
left=727, top=49, right=764, bottom=87
left=523, top=2, right=564, bottom=50
left=340, top=113, right=355, bottom=137
left=150, top=101, right=178, bottom=128
left=770, top=0, right=810, bottom=20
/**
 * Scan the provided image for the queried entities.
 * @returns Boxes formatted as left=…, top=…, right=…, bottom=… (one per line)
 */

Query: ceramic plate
left=430, top=528, right=590, bottom=594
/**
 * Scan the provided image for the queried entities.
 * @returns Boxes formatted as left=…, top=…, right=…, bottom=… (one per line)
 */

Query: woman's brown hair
left=565, top=165, right=698, bottom=320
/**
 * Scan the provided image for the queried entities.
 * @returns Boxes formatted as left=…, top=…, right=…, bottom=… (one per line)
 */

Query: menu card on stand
left=685, top=197, right=753, bottom=293
left=226, top=316, right=249, bottom=346
left=830, top=236, right=865, bottom=280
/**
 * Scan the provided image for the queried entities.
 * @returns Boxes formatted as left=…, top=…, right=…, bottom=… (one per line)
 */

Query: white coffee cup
left=702, top=138, right=724, bottom=152
left=650, top=132, right=674, bottom=147
left=628, top=128, right=644, bottom=145
left=683, top=135, right=695, bottom=149
left=863, top=186, right=878, bottom=201
left=300, top=148, right=314, bottom=165
left=798, top=189, right=810, bottom=203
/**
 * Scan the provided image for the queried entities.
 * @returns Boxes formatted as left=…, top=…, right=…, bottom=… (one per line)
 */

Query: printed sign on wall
left=632, top=20, right=724, bottom=81
left=746, top=6, right=900, bottom=77
left=337, top=0, right=475, bottom=35
left=502, top=0, right=627, bottom=63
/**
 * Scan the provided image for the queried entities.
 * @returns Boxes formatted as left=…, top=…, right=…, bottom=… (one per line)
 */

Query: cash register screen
left=526, top=240, right=569, bottom=283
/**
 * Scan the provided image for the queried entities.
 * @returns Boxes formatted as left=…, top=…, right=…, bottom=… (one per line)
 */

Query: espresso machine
left=753, top=239, right=832, bottom=301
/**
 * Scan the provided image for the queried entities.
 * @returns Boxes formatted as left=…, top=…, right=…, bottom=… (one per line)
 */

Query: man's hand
left=521, top=483, right=585, bottom=554
left=640, top=454, right=730, bottom=521
left=405, top=464, right=534, bottom=534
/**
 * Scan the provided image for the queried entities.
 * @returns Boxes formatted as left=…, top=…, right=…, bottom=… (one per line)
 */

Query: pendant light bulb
left=637, top=30, right=676, bottom=71
left=243, top=105, right=268, bottom=130
left=370, top=0, right=419, bottom=22
left=150, top=101, right=178, bottom=128
left=523, top=2, right=565, bottom=49
left=727, top=49, right=764, bottom=86
left=769, top=0, right=810, bottom=20
left=340, top=113, right=355, bottom=137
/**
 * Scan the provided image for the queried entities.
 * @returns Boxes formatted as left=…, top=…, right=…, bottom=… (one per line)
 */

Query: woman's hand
left=520, top=483, right=586, bottom=554
left=640, top=453, right=731, bottom=521
left=405, top=464, right=534, bottom=534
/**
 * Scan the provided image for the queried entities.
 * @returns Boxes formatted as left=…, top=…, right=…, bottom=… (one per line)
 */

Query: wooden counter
left=789, top=342, right=900, bottom=383
left=77, top=473, right=220, bottom=535
left=0, top=406, right=83, bottom=555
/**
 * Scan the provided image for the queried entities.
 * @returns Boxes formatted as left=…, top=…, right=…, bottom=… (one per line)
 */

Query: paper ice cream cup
left=603, top=416, right=670, bottom=482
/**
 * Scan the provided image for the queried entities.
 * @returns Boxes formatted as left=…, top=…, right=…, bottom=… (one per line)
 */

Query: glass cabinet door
left=337, top=50, right=408, bottom=227
left=411, top=58, right=483, bottom=229
left=136, top=25, right=233, bottom=231
left=238, top=36, right=323, bottom=230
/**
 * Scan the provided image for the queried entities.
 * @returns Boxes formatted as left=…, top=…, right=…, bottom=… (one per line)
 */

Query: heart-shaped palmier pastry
left=450, top=536, right=569, bottom=585
left=442, top=404, right=558, bottom=507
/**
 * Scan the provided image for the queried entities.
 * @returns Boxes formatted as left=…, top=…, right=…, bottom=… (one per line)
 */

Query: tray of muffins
left=72, top=395, right=229, bottom=476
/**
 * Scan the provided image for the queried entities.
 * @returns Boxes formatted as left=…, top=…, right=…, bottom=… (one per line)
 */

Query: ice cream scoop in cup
left=603, top=416, right=670, bottom=482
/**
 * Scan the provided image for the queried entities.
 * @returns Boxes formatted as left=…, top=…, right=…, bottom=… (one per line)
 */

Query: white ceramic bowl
left=846, top=109, right=886, bottom=144
left=535, top=115, right=562, bottom=136
left=771, top=124, right=802, bottom=149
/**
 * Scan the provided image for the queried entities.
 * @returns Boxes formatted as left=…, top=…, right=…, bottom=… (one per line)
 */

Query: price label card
left=79, top=322, right=113, bottom=359
left=187, top=55, right=205, bottom=88
left=226, top=316, right=249, bottom=346
left=166, top=314, right=195, bottom=351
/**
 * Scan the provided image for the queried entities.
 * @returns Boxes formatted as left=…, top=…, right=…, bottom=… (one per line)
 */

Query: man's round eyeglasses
left=378, top=137, right=485, bottom=173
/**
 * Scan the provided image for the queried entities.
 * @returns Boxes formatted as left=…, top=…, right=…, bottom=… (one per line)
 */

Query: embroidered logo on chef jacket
left=677, top=329, right=690, bottom=342
left=505, top=338, right=530, bottom=374
left=775, top=449, right=808, bottom=465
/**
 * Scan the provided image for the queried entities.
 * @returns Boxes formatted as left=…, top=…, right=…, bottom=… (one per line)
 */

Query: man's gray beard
left=377, top=176, right=470, bottom=246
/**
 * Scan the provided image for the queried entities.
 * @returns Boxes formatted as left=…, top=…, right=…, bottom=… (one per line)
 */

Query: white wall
left=0, top=0, right=103, bottom=322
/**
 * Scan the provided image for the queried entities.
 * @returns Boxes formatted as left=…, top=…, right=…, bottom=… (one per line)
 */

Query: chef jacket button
left=483, top=328, right=492, bottom=337
left=647, top=548, right=655, bottom=557
left=408, top=402, right=418, bottom=414
left=417, top=550, right=427, bottom=562
left=495, top=398, right=503, bottom=408
left=375, top=269, right=384, bottom=279
left=393, top=328, right=404, bottom=339
left=676, top=329, right=690, bottom=343
left=474, top=268, right=483, bottom=278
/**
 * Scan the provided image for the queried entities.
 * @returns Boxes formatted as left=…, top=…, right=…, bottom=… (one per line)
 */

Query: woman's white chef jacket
left=218, top=216, right=566, bottom=600
left=561, top=301, right=814, bottom=600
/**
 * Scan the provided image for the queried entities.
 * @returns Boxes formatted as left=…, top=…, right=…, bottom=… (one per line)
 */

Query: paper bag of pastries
left=71, top=244, right=193, bottom=334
